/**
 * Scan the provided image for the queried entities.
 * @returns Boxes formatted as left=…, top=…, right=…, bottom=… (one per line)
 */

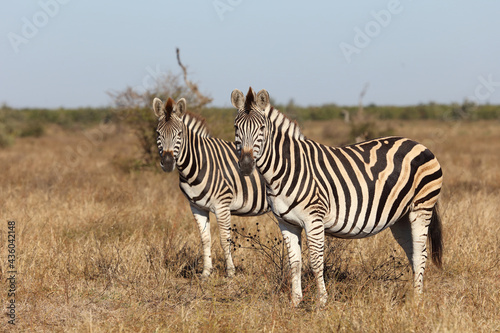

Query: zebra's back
left=268, top=136, right=442, bottom=238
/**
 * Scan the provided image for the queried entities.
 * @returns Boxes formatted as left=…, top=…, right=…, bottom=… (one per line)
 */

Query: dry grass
left=0, top=119, right=499, bottom=332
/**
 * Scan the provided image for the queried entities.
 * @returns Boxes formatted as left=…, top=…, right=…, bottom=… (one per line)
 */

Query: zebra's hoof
left=318, top=293, right=328, bottom=308
left=226, top=268, right=236, bottom=278
left=291, top=294, right=303, bottom=307
left=200, top=270, right=211, bottom=280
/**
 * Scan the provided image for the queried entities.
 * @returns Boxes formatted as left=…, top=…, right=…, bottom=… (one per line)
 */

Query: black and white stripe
left=231, top=88, right=443, bottom=306
left=153, top=97, right=270, bottom=278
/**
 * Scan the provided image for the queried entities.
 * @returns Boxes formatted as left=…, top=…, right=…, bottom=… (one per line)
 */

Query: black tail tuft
left=429, top=203, right=443, bottom=268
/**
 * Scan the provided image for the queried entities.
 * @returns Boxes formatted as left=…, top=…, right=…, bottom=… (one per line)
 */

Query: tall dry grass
left=0, top=120, right=499, bottom=332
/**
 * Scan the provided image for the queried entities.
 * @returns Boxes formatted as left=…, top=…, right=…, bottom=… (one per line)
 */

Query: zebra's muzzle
left=238, top=150, right=255, bottom=176
left=160, top=151, right=176, bottom=172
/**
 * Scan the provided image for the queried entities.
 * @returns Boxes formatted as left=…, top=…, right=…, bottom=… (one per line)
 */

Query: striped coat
left=231, top=88, right=443, bottom=306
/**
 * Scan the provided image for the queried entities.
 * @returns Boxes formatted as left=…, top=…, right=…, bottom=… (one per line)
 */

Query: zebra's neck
left=176, top=112, right=210, bottom=177
left=256, top=107, right=305, bottom=184
left=182, top=112, right=210, bottom=138
left=267, top=107, right=304, bottom=141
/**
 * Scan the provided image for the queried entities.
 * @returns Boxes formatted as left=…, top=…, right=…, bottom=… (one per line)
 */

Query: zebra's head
left=152, top=97, right=187, bottom=172
left=232, top=87, right=271, bottom=176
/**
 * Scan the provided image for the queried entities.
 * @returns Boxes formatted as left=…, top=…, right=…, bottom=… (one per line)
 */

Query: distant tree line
left=1, top=100, right=499, bottom=148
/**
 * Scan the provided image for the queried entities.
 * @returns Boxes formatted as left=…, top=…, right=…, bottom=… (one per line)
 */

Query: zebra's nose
left=160, top=151, right=176, bottom=172
left=238, top=150, right=255, bottom=176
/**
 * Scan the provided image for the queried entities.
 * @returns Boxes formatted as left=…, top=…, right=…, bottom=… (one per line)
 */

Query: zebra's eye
left=260, top=125, right=265, bottom=131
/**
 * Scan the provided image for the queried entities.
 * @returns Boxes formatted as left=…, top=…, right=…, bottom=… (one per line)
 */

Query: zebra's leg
left=278, top=218, right=303, bottom=307
left=390, top=208, right=433, bottom=294
left=190, top=204, right=213, bottom=278
left=214, top=207, right=236, bottom=278
left=408, top=207, right=434, bottom=293
left=304, top=219, right=328, bottom=306
left=390, top=213, right=413, bottom=269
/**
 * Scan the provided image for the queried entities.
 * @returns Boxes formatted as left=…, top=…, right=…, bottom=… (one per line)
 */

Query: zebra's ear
left=175, top=98, right=187, bottom=118
left=256, top=89, right=270, bottom=111
left=231, top=89, right=245, bottom=109
left=153, top=98, right=164, bottom=118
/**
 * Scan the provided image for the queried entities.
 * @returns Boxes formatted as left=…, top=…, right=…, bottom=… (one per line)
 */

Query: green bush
left=0, top=123, right=14, bottom=148
left=19, top=122, right=45, bottom=137
left=0, top=106, right=113, bottom=148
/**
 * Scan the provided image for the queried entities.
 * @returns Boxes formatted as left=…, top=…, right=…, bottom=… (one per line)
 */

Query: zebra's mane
left=182, top=111, right=210, bottom=138
left=243, top=88, right=304, bottom=140
left=267, top=106, right=305, bottom=140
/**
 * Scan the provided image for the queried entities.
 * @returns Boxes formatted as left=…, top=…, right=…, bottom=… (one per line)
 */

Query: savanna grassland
left=0, top=113, right=499, bottom=332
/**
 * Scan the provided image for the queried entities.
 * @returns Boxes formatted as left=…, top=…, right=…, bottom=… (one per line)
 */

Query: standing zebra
left=153, top=97, right=270, bottom=278
left=231, top=88, right=443, bottom=306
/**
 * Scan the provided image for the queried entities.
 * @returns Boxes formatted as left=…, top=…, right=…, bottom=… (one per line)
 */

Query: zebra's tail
left=428, top=203, right=443, bottom=268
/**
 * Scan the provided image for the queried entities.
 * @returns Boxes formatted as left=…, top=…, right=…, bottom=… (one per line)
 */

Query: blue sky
left=1, top=0, right=499, bottom=108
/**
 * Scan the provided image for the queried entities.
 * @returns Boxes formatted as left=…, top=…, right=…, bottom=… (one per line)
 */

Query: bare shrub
left=108, top=49, right=212, bottom=167
left=232, top=219, right=353, bottom=300
left=232, top=221, right=290, bottom=294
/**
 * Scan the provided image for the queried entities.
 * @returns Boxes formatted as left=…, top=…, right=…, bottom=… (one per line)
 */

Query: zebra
left=153, top=97, right=270, bottom=278
left=231, top=87, right=443, bottom=306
